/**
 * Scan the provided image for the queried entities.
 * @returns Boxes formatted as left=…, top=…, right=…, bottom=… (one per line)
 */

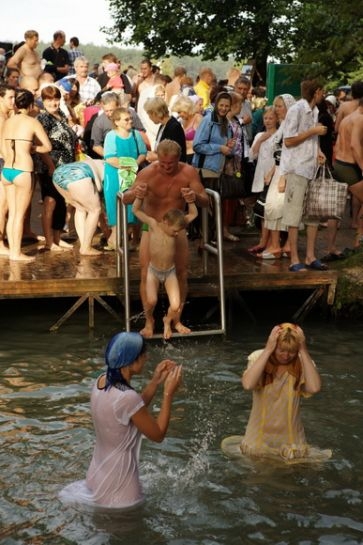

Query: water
left=0, top=300, right=362, bottom=545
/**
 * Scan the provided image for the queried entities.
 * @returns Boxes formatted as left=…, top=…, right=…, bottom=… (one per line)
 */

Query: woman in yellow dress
left=237, top=323, right=331, bottom=462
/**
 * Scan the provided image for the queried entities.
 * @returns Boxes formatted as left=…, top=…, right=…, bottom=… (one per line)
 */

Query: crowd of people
left=0, top=29, right=347, bottom=513
left=1, top=29, right=363, bottom=334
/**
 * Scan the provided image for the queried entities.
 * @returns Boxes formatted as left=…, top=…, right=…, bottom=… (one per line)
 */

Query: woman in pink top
left=59, top=332, right=182, bottom=509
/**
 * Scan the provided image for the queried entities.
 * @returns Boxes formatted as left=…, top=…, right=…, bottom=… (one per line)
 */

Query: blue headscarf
left=104, top=332, right=146, bottom=391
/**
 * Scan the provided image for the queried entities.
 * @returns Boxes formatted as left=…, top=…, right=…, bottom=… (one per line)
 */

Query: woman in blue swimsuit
left=53, top=157, right=104, bottom=255
left=1, top=89, right=51, bottom=261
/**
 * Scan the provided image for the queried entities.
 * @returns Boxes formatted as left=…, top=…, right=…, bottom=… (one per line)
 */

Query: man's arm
left=6, top=48, right=24, bottom=71
left=122, top=169, right=149, bottom=204
left=284, top=124, right=327, bottom=148
left=351, top=121, right=363, bottom=170
left=188, top=167, right=209, bottom=207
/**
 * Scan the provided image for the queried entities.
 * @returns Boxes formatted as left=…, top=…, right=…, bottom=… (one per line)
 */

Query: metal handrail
left=116, top=189, right=226, bottom=336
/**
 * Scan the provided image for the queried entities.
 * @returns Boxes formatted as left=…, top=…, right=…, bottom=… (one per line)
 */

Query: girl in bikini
left=1, top=89, right=51, bottom=261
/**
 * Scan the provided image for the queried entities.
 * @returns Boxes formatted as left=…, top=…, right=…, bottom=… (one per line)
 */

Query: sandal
left=257, top=250, right=282, bottom=260
left=306, top=259, right=328, bottom=271
left=289, top=263, right=308, bottom=272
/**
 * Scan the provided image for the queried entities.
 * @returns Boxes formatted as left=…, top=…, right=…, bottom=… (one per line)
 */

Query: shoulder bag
left=304, top=164, right=348, bottom=219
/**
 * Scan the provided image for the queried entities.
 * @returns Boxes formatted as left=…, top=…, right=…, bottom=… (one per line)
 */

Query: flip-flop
left=257, top=250, right=282, bottom=260
left=289, top=263, right=308, bottom=272
left=306, top=259, right=328, bottom=271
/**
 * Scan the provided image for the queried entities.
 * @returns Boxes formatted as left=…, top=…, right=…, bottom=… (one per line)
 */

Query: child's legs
left=145, top=266, right=160, bottom=316
left=164, top=273, right=181, bottom=317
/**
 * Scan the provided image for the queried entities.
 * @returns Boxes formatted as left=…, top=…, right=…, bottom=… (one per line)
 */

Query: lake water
left=0, top=300, right=362, bottom=544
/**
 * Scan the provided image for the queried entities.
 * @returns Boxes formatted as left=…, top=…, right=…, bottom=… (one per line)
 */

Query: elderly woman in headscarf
left=59, top=331, right=182, bottom=509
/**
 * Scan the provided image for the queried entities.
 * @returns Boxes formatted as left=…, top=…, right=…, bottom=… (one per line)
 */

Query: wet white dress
left=59, top=378, right=145, bottom=509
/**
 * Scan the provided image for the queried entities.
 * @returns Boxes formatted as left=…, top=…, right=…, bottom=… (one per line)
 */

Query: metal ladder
left=116, top=189, right=226, bottom=338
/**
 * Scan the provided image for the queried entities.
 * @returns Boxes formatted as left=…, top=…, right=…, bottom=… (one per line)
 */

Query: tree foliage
left=290, top=0, right=363, bottom=83
left=104, top=0, right=362, bottom=82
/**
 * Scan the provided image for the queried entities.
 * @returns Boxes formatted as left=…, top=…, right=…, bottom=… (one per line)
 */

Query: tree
left=290, top=0, right=363, bottom=83
left=104, top=0, right=362, bottom=83
left=104, top=0, right=295, bottom=82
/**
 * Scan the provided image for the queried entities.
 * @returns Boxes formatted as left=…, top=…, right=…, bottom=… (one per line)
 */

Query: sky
left=1, top=0, right=114, bottom=47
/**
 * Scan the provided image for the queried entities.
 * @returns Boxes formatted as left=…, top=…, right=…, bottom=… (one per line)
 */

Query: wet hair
left=267, top=324, right=302, bottom=390
left=144, top=96, right=169, bottom=119
left=163, top=208, right=187, bottom=229
left=351, top=80, right=363, bottom=100
left=41, top=85, right=61, bottom=100
left=157, top=139, right=181, bottom=157
left=15, top=88, right=34, bottom=109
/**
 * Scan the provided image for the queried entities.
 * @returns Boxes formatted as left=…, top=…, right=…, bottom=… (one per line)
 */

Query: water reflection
left=0, top=304, right=362, bottom=544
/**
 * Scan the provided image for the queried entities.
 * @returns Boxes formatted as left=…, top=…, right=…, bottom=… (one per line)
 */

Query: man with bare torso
left=123, top=139, right=208, bottom=338
left=7, top=30, right=42, bottom=79
left=335, top=80, right=363, bottom=132
left=324, top=97, right=363, bottom=258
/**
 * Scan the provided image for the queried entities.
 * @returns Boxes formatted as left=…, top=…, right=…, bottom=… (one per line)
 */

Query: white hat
left=325, top=95, right=338, bottom=108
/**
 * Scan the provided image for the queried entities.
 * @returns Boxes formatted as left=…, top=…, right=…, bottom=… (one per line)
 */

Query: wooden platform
left=0, top=228, right=339, bottom=331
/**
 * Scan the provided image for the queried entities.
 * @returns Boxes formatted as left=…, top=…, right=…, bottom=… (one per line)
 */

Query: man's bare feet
left=9, top=253, right=35, bottom=262
left=140, top=318, right=155, bottom=338
left=174, top=321, right=191, bottom=334
left=163, top=317, right=173, bottom=340
left=80, top=247, right=102, bottom=256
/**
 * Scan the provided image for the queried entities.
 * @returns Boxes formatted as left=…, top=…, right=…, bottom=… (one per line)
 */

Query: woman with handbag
left=192, top=91, right=236, bottom=241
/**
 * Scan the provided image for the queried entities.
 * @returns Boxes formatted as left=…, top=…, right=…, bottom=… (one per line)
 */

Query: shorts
left=333, top=159, right=361, bottom=186
left=282, top=173, right=319, bottom=228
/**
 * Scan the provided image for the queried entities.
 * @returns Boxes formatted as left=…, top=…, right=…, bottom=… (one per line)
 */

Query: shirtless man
left=123, top=139, right=208, bottom=338
left=0, top=84, right=16, bottom=254
left=335, top=80, right=363, bottom=132
left=324, top=97, right=363, bottom=257
left=7, top=30, right=42, bottom=79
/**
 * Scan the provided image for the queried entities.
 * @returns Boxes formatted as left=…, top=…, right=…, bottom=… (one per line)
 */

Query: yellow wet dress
left=222, top=350, right=332, bottom=464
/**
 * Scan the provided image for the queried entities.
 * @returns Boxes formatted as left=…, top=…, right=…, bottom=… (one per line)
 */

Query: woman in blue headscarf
left=59, top=331, right=182, bottom=509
